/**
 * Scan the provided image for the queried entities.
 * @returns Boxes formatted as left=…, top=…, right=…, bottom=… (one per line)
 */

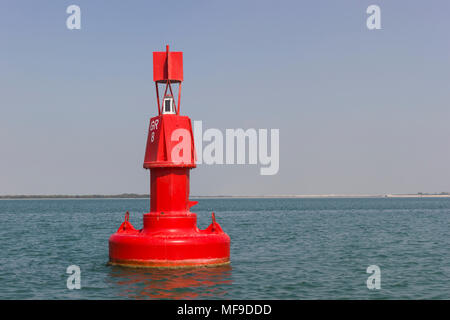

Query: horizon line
left=0, top=192, right=449, bottom=200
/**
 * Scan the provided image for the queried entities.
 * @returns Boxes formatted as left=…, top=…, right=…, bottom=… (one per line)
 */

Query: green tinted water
left=0, top=198, right=449, bottom=299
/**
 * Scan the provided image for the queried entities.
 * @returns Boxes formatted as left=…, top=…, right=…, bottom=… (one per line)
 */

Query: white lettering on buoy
left=150, top=119, right=159, bottom=143
left=150, top=119, right=159, bottom=131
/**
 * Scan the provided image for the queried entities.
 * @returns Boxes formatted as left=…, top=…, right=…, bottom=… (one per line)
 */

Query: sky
left=1, top=0, right=449, bottom=196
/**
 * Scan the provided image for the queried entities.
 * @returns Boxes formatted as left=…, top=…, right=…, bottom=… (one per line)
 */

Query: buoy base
left=108, top=212, right=230, bottom=269
left=108, top=257, right=230, bottom=269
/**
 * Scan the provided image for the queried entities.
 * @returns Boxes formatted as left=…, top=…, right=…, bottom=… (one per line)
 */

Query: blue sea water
left=0, top=197, right=449, bottom=299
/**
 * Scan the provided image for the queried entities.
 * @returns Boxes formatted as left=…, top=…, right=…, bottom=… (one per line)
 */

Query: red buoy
left=108, top=45, right=231, bottom=268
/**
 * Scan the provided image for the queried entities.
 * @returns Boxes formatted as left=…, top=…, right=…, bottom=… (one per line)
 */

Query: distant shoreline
left=0, top=193, right=449, bottom=200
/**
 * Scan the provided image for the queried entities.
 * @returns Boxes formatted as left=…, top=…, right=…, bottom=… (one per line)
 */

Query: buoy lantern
left=108, top=46, right=231, bottom=268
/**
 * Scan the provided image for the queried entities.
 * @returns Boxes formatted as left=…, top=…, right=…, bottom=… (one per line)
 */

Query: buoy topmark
left=108, top=45, right=231, bottom=268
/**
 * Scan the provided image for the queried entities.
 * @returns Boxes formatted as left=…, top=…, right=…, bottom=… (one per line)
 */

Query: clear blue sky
left=1, top=0, right=449, bottom=195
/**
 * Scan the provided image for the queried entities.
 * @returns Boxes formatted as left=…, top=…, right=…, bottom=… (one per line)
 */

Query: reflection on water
left=107, top=264, right=232, bottom=299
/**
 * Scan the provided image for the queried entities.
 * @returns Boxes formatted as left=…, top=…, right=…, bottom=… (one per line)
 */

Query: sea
left=0, top=197, right=449, bottom=299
